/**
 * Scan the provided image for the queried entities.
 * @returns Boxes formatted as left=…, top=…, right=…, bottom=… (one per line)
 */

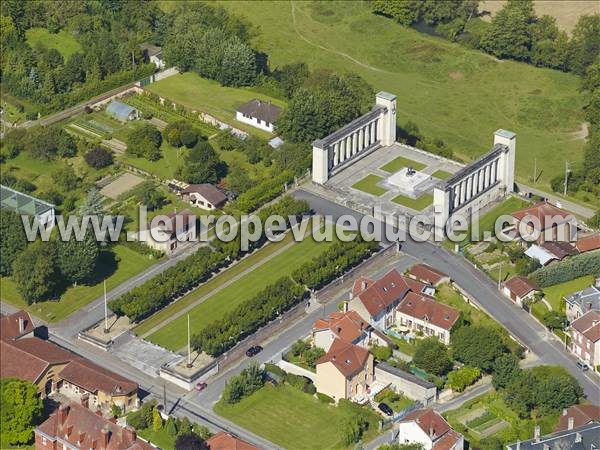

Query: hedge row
left=292, top=237, right=380, bottom=290
left=191, top=277, right=307, bottom=356
left=530, top=251, right=600, bottom=287
left=110, top=197, right=310, bottom=322
left=234, top=171, right=295, bottom=212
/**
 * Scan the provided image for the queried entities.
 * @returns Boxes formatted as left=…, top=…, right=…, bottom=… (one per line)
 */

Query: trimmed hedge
left=235, top=171, right=294, bottom=212
left=530, top=251, right=600, bottom=287
left=191, top=277, right=307, bottom=356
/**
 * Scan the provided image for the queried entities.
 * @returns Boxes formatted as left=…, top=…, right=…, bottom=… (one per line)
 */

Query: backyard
left=214, top=384, right=381, bottom=449
left=217, top=1, right=589, bottom=204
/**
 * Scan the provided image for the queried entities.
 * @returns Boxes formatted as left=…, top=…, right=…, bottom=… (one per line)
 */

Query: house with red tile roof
left=1, top=313, right=139, bottom=413
left=349, top=269, right=427, bottom=330
left=35, top=403, right=154, bottom=450
left=511, top=201, right=578, bottom=244
left=569, top=310, right=600, bottom=371
left=502, top=276, right=539, bottom=307
left=312, top=310, right=390, bottom=351
left=407, top=264, right=450, bottom=287
left=396, top=293, right=460, bottom=345
left=397, top=408, right=464, bottom=450
left=0, top=310, right=37, bottom=341
left=555, top=404, right=600, bottom=432
left=206, top=432, right=259, bottom=450
left=314, top=338, right=374, bottom=402
left=575, top=233, right=600, bottom=253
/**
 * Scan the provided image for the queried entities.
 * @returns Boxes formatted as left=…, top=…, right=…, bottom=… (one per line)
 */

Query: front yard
left=214, top=384, right=381, bottom=449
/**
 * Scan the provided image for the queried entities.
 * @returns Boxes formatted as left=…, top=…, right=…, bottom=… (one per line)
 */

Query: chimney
left=122, top=426, right=136, bottom=444
left=587, top=302, right=593, bottom=312
left=574, top=432, right=582, bottom=443
left=343, top=301, right=349, bottom=313
left=58, top=404, right=69, bottom=425
left=18, top=317, right=25, bottom=333
left=77, top=432, right=86, bottom=446
left=562, top=408, right=568, bottom=416
left=429, top=425, right=436, bottom=439
left=567, top=416, right=574, bottom=430
left=361, top=280, right=367, bottom=291
left=595, top=277, right=600, bottom=288
left=101, top=428, right=110, bottom=449
left=534, top=424, right=541, bottom=442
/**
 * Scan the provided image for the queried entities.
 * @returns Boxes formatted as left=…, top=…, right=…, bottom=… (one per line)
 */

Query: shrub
left=370, top=344, right=392, bottom=361
left=264, top=363, right=286, bottom=379
left=317, top=392, right=334, bottom=404
left=413, top=337, right=453, bottom=376
left=222, top=364, right=265, bottom=404
left=285, top=373, right=314, bottom=393
left=235, top=171, right=294, bottom=212
left=84, top=146, right=113, bottom=168
left=530, top=251, right=600, bottom=287
left=451, top=326, right=507, bottom=372
left=446, top=366, right=481, bottom=392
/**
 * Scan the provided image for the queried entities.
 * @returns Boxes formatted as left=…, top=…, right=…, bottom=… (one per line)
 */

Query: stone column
left=466, top=176, right=472, bottom=200
left=493, top=159, right=499, bottom=183
left=333, top=143, right=339, bottom=166
left=478, top=169, right=484, bottom=192
left=370, top=121, right=376, bottom=144
left=453, top=186, right=460, bottom=208
left=346, top=136, right=352, bottom=159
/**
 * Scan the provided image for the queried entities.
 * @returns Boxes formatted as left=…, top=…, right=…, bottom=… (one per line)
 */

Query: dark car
left=246, top=345, right=263, bottom=357
left=378, top=403, right=393, bottom=416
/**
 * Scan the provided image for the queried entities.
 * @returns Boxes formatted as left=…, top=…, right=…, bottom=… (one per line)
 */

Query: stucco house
left=397, top=409, right=464, bottom=450
left=395, top=292, right=460, bottom=345
left=312, top=310, right=390, bottom=352
left=502, top=276, right=539, bottom=307
left=138, top=210, right=196, bottom=255
left=407, top=264, right=450, bottom=287
left=314, top=338, right=374, bottom=402
left=565, top=280, right=600, bottom=323
left=348, top=269, right=427, bottom=330
left=180, top=184, right=227, bottom=210
left=235, top=99, right=282, bottom=133
left=510, top=201, right=578, bottom=244
left=569, top=310, right=600, bottom=370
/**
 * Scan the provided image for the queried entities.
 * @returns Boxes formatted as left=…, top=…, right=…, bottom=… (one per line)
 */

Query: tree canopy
left=412, top=337, right=453, bottom=376
left=0, top=378, right=43, bottom=446
left=451, top=326, right=507, bottom=372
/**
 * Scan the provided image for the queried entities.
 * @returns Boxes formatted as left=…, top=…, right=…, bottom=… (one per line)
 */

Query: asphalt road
left=292, top=189, right=600, bottom=403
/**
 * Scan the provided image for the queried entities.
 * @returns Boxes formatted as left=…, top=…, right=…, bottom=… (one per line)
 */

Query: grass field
left=432, top=169, right=453, bottom=180
left=0, top=245, right=156, bottom=322
left=146, top=73, right=285, bottom=138
left=25, top=28, right=82, bottom=58
left=218, top=1, right=587, bottom=196
left=147, top=233, right=335, bottom=351
left=351, top=174, right=387, bottom=196
left=134, top=233, right=297, bottom=336
left=380, top=156, right=426, bottom=173
left=542, top=275, right=594, bottom=312
left=118, top=141, right=186, bottom=180
left=214, top=384, right=380, bottom=449
left=392, top=193, right=433, bottom=210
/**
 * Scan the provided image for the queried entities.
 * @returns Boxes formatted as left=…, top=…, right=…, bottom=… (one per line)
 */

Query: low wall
left=159, top=359, right=219, bottom=391
left=276, top=360, right=317, bottom=382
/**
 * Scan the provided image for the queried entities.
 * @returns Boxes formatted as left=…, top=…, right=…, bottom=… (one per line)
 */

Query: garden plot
left=460, top=409, right=509, bottom=439
left=100, top=172, right=145, bottom=200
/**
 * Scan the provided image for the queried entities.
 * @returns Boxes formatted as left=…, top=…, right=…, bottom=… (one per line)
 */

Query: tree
left=492, top=353, right=522, bottom=390
left=57, top=231, right=99, bottom=285
left=480, top=1, right=534, bottom=61
left=110, top=403, right=122, bottom=418
left=79, top=187, right=104, bottom=216
left=222, top=363, right=265, bottom=404
left=446, top=366, right=481, bottom=392
left=180, top=129, right=198, bottom=148
left=175, top=433, right=208, bottom=450
left=177, top=140, right=224, bottom=184
left=226, top=160, right=254, bottom=194
left=130, top=181, right=166, bottom=211
left=152, top=407, right=162, bottom=432
left=451, top=326, right=506, bottom=372
left=165, top=417, right=178, bottom=436
left=12, top=241, right=58, bottom=304
left=126, top=123, right=162, bottom=160
left=569, top=14, right=600, bottom=75
left=370, top=345, right=392, bottom=362
left=542, top=310, right=567, bottom=330
left=0, top=379, right=43, bottom=445
left=0, top=209, right=28, bottom=276
left=590, top=209, right=600, bottom=229
left=274, top=142, right=311, bottom=175
left=372, top=0, right=422, bottom=26
left=218, top=37, right=256, bottom=87
left=412, top=337, right=453, bottom=376
left=84, top=146, right=113, bottom=168
left=51, top=165, right=80, bottom=192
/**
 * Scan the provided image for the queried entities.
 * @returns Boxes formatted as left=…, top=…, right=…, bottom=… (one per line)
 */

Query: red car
left=194, top=382, right=207, bottom=391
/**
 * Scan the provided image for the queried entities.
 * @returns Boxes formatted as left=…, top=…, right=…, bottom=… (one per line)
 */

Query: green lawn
left=432, top=169, right=453, bottom=180
left=391, top=193, right=433, bottom=210
left=118, top=141, right=186, bottom=180
left=214, top=384, right=380, bottom=450
left=542, top=275, right=594, bottom=312
left=444, top=392, right=559, bottom=445
left=25, top=27, right=82, bottom=58
left=134, top=232, right=297, bottom=336
left=388, top=335, right=417, bottom=356
left=1, top=245, right=157, bottom=322
left=137, top=428, right=175, bottom=450
left=351, top=174, right=387, bottom=196
left=147, top=234, right=335, bottom=350
left=146, top=73, right=285, bottom=138
left=217, top=1, right=587, bottom=199
left=380, top=156, right=426, bottom=173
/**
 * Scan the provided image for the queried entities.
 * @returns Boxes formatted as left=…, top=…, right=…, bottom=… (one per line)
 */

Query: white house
left=140, top=42, right=165, bottom=69
left=180, top=184, right=227, bottom=211
left=398, top=409, right=464, bottom=450
left=138, top=210, right=196, bottom=256
left=235, top=99, right=282, bottom=133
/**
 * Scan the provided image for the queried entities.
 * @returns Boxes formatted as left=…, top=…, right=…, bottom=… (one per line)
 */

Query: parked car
left=378, top=403, right=393, bottom=416
left=246, top=345, right=263, bottom=357
left=576, top=360, right=589, bottom=371
left=194, top=382, right=207, bottom=391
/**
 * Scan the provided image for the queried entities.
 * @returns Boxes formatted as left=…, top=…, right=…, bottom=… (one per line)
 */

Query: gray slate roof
left=507, top=422, right=600, bottom=450
left=565, top=285, right=600, bottom=311
left=236, top=99, right=282, bottom=124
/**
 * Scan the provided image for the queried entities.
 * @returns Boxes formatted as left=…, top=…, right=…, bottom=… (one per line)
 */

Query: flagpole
left=103, top=280, right=108, bottom=333
left=187, top=314, right=192, bottom=368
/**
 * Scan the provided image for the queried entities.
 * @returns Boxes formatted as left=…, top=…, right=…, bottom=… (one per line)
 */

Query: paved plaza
left=310, top=143, right=462, bottom=218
